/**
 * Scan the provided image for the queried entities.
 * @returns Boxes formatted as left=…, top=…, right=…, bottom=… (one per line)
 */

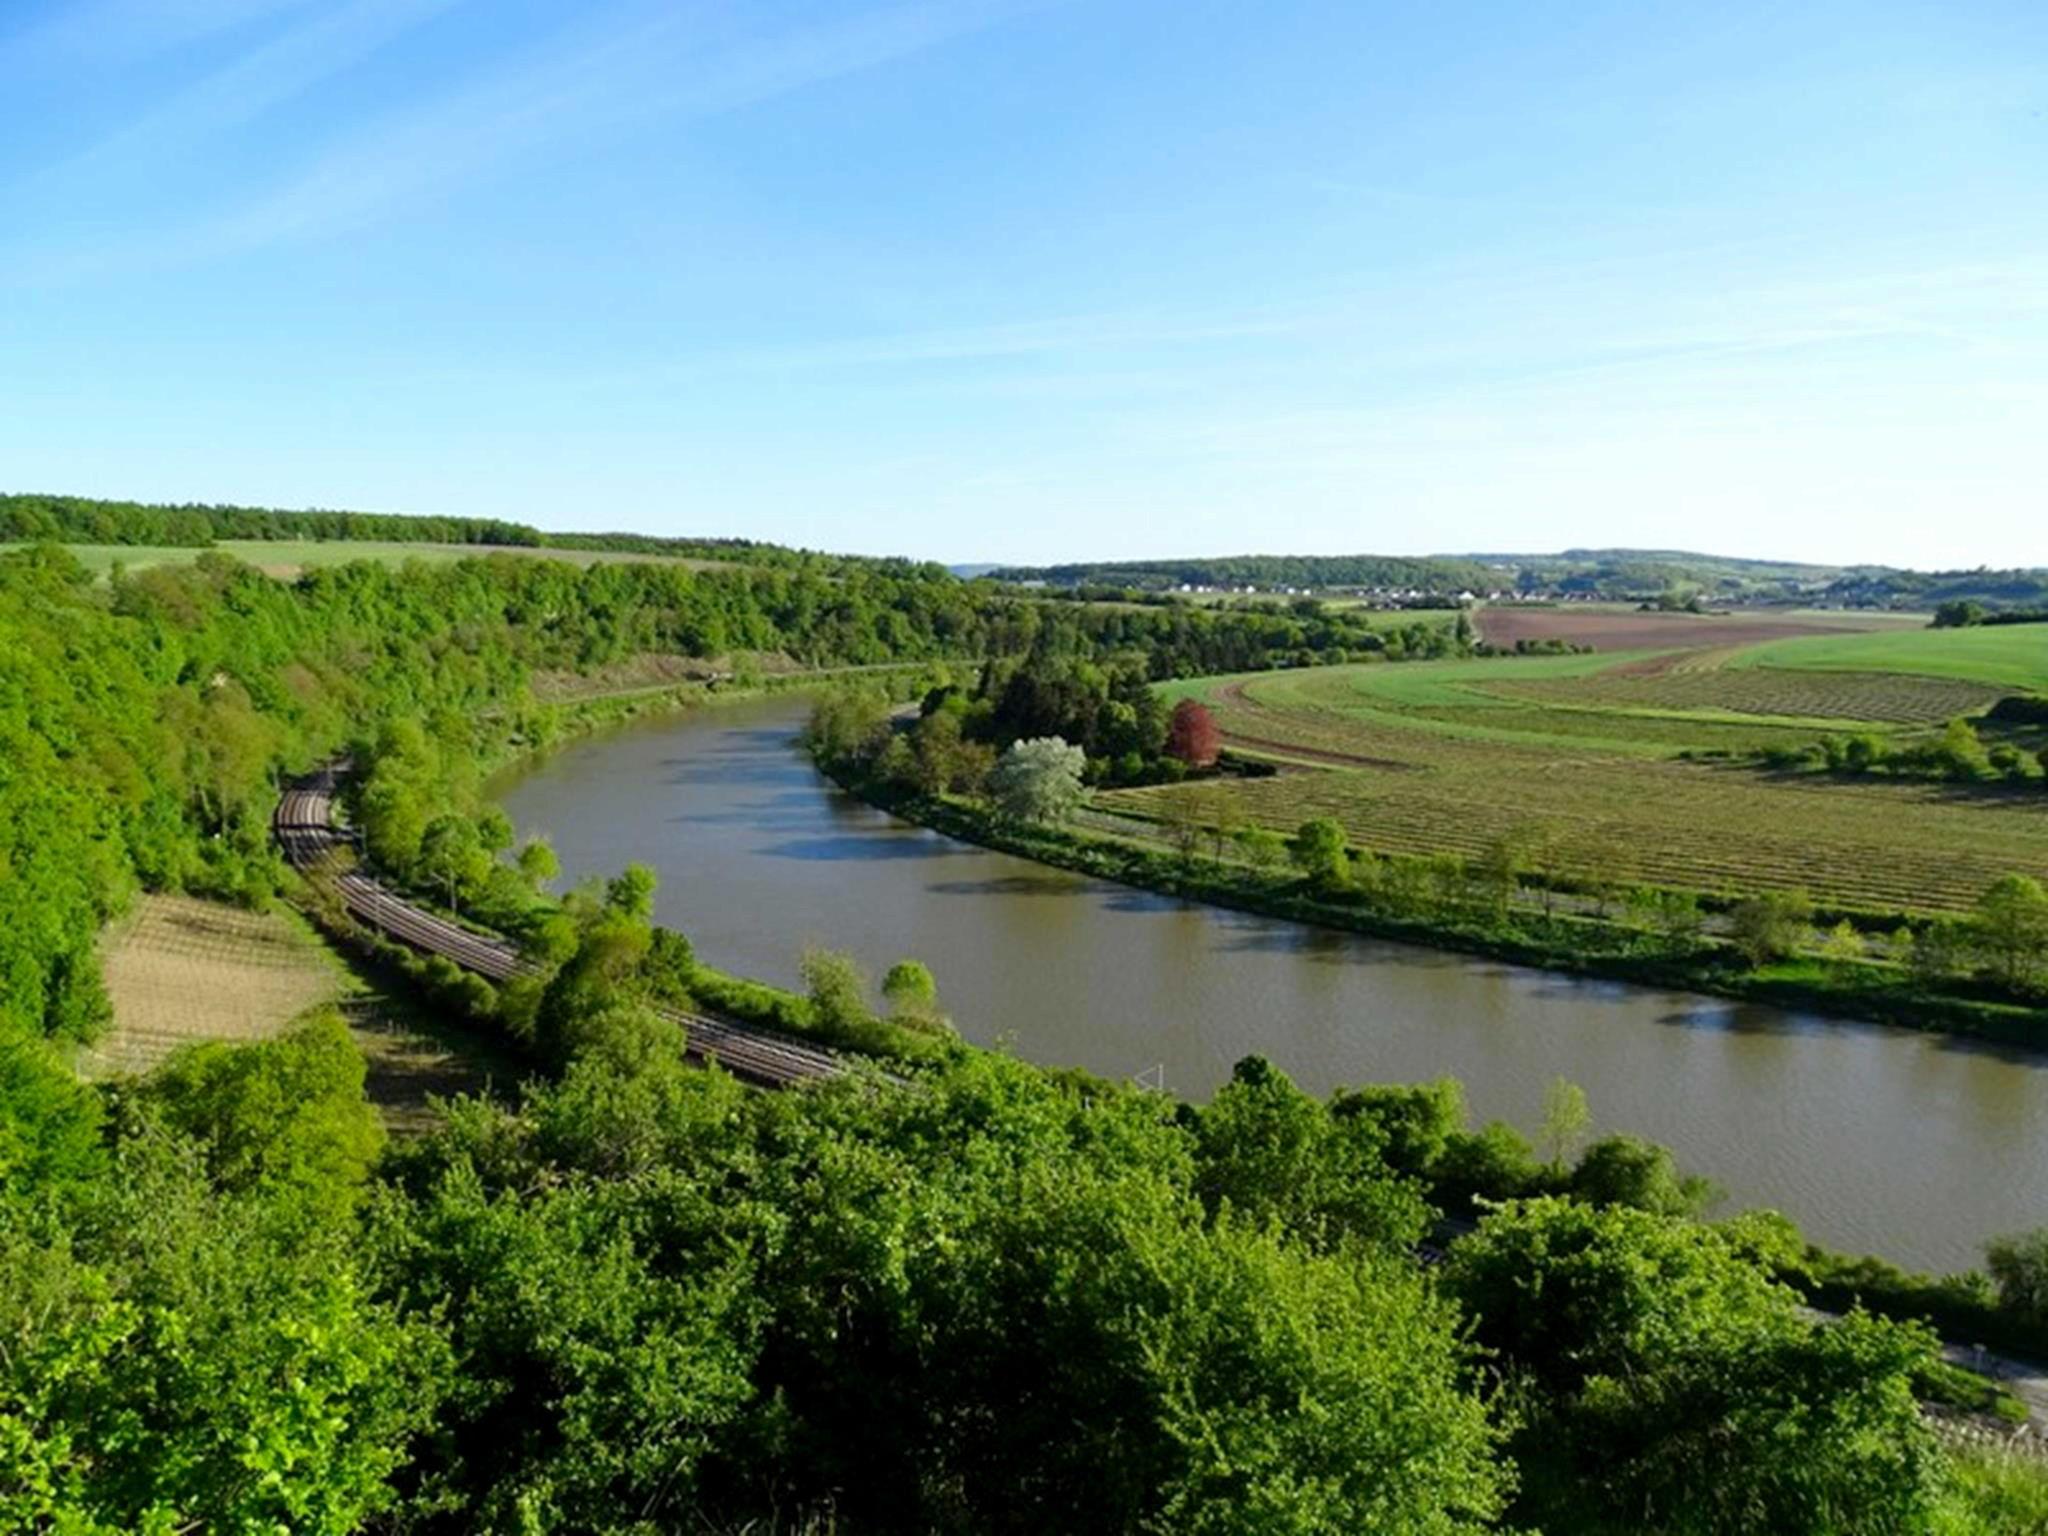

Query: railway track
left=274, top=767, right=844, bottom=1088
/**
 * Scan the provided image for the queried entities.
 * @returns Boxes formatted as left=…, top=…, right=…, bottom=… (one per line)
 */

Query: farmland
left=85, top=892, right=510, bottom=1130
left=1117, top=620, right=2048, bottom=917
left=1730, top=623, right=2048, bottom=689
left=1471, top=602, right=1920, bottom=652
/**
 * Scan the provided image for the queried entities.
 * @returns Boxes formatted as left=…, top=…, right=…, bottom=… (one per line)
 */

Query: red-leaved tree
left=1165, top=699, right=1222, bottom=769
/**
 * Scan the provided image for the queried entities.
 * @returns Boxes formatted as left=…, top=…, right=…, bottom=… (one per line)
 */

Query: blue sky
left=2, top=0, right=2043, bottom=566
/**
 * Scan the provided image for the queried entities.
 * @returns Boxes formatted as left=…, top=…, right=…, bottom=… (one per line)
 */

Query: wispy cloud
left=21, top=0, right=468, bottom=192
left=162, top=0, right=1050, bottom=259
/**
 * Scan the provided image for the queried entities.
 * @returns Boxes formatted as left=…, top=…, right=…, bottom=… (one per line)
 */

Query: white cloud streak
left=175, top=0, right=1049, bottom=257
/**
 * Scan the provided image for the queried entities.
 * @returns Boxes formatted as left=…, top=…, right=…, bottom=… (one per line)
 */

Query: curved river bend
left=494, top=696, right=2048, bottom=1271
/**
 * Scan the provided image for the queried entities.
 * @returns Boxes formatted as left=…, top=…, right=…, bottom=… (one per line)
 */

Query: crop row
left=1482, top=667, right=2002, bottom=727
left=1104, top=767, right=2044, bottom=916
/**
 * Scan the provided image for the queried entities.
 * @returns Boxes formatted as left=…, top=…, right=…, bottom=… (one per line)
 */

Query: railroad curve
left=274, top=765, right=844, bottom=1088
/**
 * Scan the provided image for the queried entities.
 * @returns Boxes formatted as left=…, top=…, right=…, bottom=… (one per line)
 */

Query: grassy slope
left=1131, top=641, right=2048, bottom=915
left=1730, top=624, right=2048, bottom=689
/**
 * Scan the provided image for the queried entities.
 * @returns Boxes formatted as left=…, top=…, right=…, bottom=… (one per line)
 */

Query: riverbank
left=808, top=751, right=2048, bottom=1387
left=821, top=760, right=2048, bottom=1051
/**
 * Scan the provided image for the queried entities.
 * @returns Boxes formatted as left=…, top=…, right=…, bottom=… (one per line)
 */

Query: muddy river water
left=494, top=695, right=2048, bottom=1271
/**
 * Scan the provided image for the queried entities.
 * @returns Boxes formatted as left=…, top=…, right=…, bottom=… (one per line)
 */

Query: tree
left=988, top=736, right=1087, bottom=824
left=1476, top=829, right=1533, bottom=920
left=604, top=862, right=658, bottom=921
left=1195, top=793, right=1237, bottom=863
left=1160, top=792, right=1206, bottom=866
left=0, top=1024, right=108, bottom=1205
left=1288, top=817, right=1352, bottom=891
left=416, top=814, right=492, bottom=913
left=1727, top=888, right=1813, bottom=968
left=516, top=836, right=560, bottom=890
left=1570, top=1133, right=1719, bottom=1217
left=1627, top=885, right=1706, bottom=956
left=1446, top=1199, right=1943, bottom=1535
left=1986, top=1228, right=2048, bottom=1325
left=1227, top=825, right=1280, bottom=873
left=1332, top=1077, right=1465, bottom=1180
left=1541, top=1075, right=1590, bottom=1173
left=1192, top=1056, right=1429, bottom=1253
left=801, top=945, right=872, bottom=1036
left=803, top=689, right=891, bottom=765
left=1819, top=919, right=1866, bottom=978
left=1163, top=699, right=1221, bottom=769
left=881, top=959, right=945, bottom=1032
left=1972, top=874, right=2048, bottom=990
left=140, top=1012, right=385, bottom=1228
left=1903, top=917, right=1967, bottom=987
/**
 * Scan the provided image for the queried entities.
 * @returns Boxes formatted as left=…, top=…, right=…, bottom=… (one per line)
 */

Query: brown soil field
left=87, top=893, right=514, bottom=1131
left=1474, top=606, right=1904, bottom=653
left=88, top=895, right=342, bottom=1076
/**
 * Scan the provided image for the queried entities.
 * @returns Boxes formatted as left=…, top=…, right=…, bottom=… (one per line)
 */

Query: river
left=493, top=694, right=2048, bottom=1271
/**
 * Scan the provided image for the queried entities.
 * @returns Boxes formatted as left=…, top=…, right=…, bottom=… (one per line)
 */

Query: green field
left=1728, top=623, right=2048, bottom=688
left=1, top=539, right=719, bottom=577
left=1116, top=631, right=2048, bottom=916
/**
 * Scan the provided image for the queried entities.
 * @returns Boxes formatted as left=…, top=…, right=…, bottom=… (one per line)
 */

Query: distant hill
left=983, top=553, right=1499, bottom=594
left=990, top=546, right=2048, bottom=611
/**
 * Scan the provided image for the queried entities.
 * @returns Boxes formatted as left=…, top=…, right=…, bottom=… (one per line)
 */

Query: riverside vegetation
left=6, top=500, right=2048, bottom=1532
left=810, top=670, right=2048, bottom=1363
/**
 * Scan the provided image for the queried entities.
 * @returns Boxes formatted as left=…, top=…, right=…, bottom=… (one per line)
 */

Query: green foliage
left=1972, top=875, right=2048, bottom=991
left=1569, top=1133, right=1721, bottom=1217
left=1541, top=1075, right=1591, bottom=1171
left=1943, top=1448, right=2048, bottom=1533
left=1729, top=888, right=1815, bottom=967
left=0, top=1026, right=109, bottom=1207
left=515, top=835, right=560, bottom=889
left=135, top=1011, right=384, bottom=1223
left=1447, top=1197, right=1794, bottom=1395
left=1565, top=1309, right=1943, bottom=1535
left=1288, top=816, right=1352, bottom=890
left=1449, top=1199, right=1946, bottom=1535
left=603, top=862, right=658, bottom=922
left=1984, top=1227, right=2048, bottom=1326
left=800, top=944, right=870, bottom=1035
left=0, top=1032, right=445, bottom=1535
left=362, top=1050, right=1506, bottom=1533
left=1190, top=1056, right=1430, bottom=1253
left=1330, top=1076, right=1466, bottom=1179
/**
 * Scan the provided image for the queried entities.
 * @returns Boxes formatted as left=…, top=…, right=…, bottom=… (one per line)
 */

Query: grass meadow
left=1123, top=619, right=2048, bottom=916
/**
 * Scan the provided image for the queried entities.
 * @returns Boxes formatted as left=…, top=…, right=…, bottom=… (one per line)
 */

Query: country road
left=273, top=765, right=845, bottom=1089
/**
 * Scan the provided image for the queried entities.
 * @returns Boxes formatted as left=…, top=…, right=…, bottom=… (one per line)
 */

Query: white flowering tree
left=988, top=736, right=1087, bottom=825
